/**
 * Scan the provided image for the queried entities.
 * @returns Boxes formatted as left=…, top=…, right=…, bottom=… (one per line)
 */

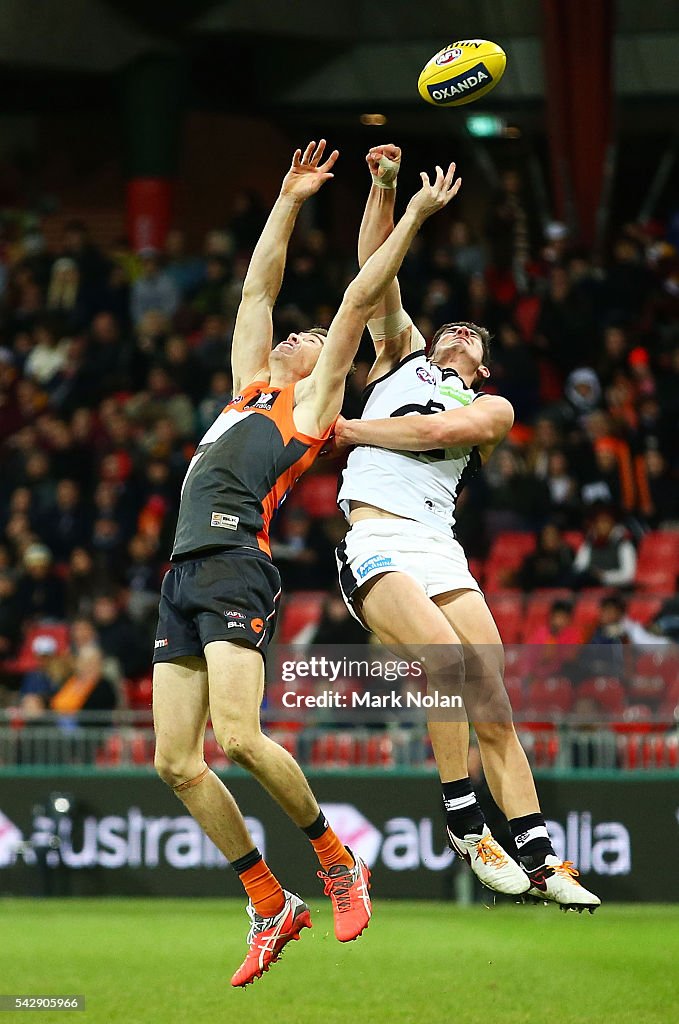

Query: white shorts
left=336, top=518, right=481, bottom=625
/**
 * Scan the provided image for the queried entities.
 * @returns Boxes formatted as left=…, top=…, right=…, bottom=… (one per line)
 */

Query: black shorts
left=153, top=548, right=281, bottom=663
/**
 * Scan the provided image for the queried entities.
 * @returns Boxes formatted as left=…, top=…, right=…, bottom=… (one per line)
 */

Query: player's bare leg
left=153, top=656, right=311, bottom=985
left=358, top=572, right=528, bottom=895
left=205, top=640, right=371, bottom=941
left=435, top=588, right=600, bottom=911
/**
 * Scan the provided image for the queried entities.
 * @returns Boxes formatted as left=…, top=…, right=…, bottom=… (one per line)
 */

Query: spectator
left=16, top=543, right=65, bottom=621
left=515, top=524, right=575, bottom=591
left=571, top=508, right=637, bottom=588
left=19, top=634, right=64, bottom=702
left=525, top=599, right=583, bottom=646
left=130, top=251, right=180, bottom=326
left=590, top=594, right=669, bottom=647
left=50, top=645, right=117, bottom=718
left=293, top=590, right=368, bottom=646
left=91, top=593, right=149, bottom=679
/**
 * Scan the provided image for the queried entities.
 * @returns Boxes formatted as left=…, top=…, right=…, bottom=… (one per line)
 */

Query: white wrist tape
left=368, top=307, right=412, bottom=341
left=371, top=154, right=400, bottom=190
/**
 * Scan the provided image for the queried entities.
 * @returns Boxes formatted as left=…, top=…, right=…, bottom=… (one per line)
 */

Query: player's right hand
left=281, top=140, right=339, bottom=201
left=366, top=144, right=401, bottom=182
left=407, top=163, right=462, bottom=221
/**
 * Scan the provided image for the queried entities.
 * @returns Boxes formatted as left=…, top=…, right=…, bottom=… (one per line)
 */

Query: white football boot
left=522, top=855, right=602, bottom=913
left=447, top=824, right=530, bottom=895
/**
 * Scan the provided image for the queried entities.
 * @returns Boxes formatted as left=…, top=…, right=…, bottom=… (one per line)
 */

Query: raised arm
left=294, top=164, right=462, bottom=437
left=336, top=395, right=514, bottom=461
left=230, top=140, right=338, bottom=393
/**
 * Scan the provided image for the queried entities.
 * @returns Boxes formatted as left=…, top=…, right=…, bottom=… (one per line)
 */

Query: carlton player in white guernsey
left=335, top=145, right=600, bottom=912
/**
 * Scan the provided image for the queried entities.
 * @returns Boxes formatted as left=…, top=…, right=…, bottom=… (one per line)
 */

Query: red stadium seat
left=292, top=473, right=339, bottom=518
left=488, top=532, right=536, bottom=567
left=522, top=590, right=573, bottom=639
left=638, top=531, right=679, bottom=564
left=573, top=589, right=607, bottom=636
left=627, top=595, right=663, bottom=626
left=576, top=676, right=626, bottom=716
left=278, top=591, right=326, bottom=642
left=526, top=676, right=574, bottom=716
left=4, top=622, right=71, bottom=674
left=487, top=593, right=524, bottom=643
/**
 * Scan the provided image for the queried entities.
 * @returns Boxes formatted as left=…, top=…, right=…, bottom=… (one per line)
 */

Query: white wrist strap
left=371, top=155, right=400, bottom=190
left=368, top=307, right=412, bottom=341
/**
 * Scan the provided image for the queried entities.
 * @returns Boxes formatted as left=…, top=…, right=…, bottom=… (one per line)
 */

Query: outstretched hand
left=406, top=162, right=462, bottom=221
left=281, top=140, right=339, bottom=201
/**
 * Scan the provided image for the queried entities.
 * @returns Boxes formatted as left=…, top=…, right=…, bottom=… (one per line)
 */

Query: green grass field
left=3, top=899, right=679, bottom=1024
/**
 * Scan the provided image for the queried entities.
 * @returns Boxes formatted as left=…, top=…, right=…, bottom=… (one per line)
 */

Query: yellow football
left=418, top=39, right=506, bottom=107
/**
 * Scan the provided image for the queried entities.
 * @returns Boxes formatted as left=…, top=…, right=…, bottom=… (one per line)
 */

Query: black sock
left=442, top=778, right=485, bottom=839
left=302, top=810, right=328, bottom=841
left=509, top=813, right=555, bottom=863
left=231, top=847, right=262, bottom=874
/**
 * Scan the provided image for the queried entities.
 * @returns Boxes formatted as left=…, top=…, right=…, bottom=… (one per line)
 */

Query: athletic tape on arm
left=367, top=307, right=412, bottom=342
left=371, top=154, right=400, bottom=190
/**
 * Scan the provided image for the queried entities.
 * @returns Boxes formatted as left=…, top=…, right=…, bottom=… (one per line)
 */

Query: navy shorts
left=153, top=549, right=281, bottom=663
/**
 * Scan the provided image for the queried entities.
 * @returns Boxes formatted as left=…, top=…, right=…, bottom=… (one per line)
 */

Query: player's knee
left=154, top=749, right=202, bottom=788
left=220, top=730, right=261, bottom=769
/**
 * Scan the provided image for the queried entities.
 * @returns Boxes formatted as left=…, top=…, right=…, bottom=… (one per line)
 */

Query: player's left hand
left=281, top=140, right=339, bottom=200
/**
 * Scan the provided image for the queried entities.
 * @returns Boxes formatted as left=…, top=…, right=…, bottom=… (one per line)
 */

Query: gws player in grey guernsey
left=335, top=144, right=600, bottom=912
left=152, top=139, right=464, bottom=987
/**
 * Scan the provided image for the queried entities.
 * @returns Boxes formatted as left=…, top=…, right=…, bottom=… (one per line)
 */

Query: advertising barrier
left=1, top=772, right=676, bottom=902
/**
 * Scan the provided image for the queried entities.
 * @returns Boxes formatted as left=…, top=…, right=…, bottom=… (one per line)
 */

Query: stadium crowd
left=1, top=168, right=679, bottom=731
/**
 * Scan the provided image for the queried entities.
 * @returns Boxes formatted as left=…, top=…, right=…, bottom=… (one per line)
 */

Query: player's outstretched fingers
left=319, top=149, right=340, bottom=174
left=301, top=140, right=317, bottom=164
left=311, top=139, right=327, bottom=165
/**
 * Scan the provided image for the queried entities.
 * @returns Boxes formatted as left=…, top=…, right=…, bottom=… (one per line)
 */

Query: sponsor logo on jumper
left=225, top=610, right=246, bottom=620
left=250, top=618, right=264, bottom=634
left=245, top=391, right=279, bottom=412
left=416, top=367, right=436, bottom=385
left=356, top=554, right=393, bottom=579
left=229, top=394, right=244, bottom=406
left=154, top=638, right=169, bottom=649
left=439, top=384, right=472, bottom=404
left=227, top=621, right=246, bottom=630
left=428, top=63, right=491, bottom=103
left=435, top=47, right=463, bottom=66
left=211, top=512, right=239, bottom=531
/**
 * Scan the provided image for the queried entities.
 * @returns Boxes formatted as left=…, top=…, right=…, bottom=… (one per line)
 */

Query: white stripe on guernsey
left=513, top=825, right=550, bottom=849
left=444, top=793, right=477, bottom=811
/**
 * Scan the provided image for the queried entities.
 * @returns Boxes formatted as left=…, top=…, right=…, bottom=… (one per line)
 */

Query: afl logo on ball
left=435, top=47, right=463, bottom=66
left=417, top=366, right=436, bottom=385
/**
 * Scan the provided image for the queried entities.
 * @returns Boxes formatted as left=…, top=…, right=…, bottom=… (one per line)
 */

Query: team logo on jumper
left=251, top=618, right=264, bottom=634
left=416, top=367, right=436, bottom=385
left=225, top=610, right=246, bottom=620
left=427, top=63, right=491, bottom=103
left=245, top=391, right=280, bottom=412
left=435, top=47, right=463, bottom=66
left=211, top=512, right=239, bottom=531
left=154, top=638, right=169, bottom=649
left=356, top=554, right=393, bottom=579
